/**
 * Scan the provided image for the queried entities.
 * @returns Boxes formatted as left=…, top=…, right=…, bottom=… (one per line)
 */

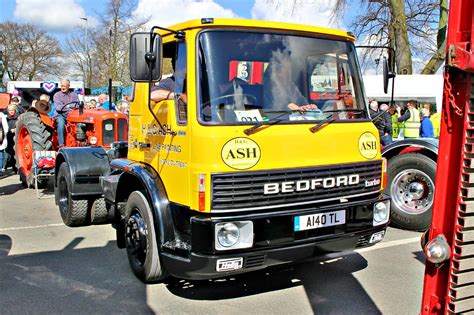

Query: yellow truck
left=54, top=18, right=390, bottom=283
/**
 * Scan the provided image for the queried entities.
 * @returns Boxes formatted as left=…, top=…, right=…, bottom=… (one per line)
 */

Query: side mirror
left=383, top=56, right=396, bottom=94
left=129, top=32, right=162, bottom=82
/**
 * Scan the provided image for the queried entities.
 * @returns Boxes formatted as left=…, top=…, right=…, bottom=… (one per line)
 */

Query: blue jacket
left=98, top=101, right=115, bottom=111
left=420, top=116, right=434, bottom=138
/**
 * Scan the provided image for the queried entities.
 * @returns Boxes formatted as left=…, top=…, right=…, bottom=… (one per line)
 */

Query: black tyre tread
left=66, top=199, right=89, bottom=227
left=57, top=163, right=89, bottom=227
left=125, top=191, right=168, bottom=283
left=91, top=198, right=108, bottom=224
left=14, top=112, right=53, bottom=188
left=385, top=153, right=436, bottom=231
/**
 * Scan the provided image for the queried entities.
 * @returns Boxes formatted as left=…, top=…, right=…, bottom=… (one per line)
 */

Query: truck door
left=142, top=40, right=191, bottom=207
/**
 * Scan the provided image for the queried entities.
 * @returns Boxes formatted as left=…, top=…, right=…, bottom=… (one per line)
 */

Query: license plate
left=294, top=210, right=346, bottom=231
left=216, top=257, right=243, bottom=272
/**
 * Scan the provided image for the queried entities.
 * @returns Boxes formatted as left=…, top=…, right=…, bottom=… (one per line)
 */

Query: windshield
left=198, top=30, right=368, bottom=125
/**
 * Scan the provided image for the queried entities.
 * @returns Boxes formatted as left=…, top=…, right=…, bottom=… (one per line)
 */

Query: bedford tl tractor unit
left=54, top=18, right=390, bottom=283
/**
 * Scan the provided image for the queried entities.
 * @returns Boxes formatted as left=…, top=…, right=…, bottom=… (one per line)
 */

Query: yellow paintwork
left=155, top=18, right=354, bottom=41
left=129, top=19, right=380, bottom=213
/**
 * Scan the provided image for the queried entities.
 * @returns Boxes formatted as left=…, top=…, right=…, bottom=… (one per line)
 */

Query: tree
left=0, top=21, right=62, bottom=81
left=421, top=0, right=448, bottom=74
left=333, top=0, right=445, bottom=75
left=64, top=0, right=147, bottom=89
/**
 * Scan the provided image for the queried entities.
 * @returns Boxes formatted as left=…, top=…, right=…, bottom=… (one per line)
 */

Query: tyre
left=57, top=162, right=89, bottom=227
left=91, top=198, right=109, bottom=224
left=385, top=153, right=436, bottom=231
left=14, top=112, right=52, bottom=188
left=125, top=191, right=168, bottom=283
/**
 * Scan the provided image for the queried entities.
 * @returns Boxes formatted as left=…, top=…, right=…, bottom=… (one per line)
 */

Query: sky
left=0, top=0, right=353, bottom=35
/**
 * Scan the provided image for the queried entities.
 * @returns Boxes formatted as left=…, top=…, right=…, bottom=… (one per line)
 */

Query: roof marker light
left=201, top=18, right=214, bottom=24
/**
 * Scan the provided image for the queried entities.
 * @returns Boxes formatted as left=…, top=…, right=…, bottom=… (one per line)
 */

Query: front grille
left=102, top=119, right=115, bottom=145
left=211, top=160, right=382, bottom=212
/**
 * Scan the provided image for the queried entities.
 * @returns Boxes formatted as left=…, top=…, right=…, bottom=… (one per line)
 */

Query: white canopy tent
left=363, top=75, right=444, bottom=112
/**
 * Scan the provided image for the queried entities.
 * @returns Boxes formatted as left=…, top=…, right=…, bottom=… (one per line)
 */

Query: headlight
left=216, top=223, right=240, bottom=248
left=215, top=221, right=253, bottom=251
left=89, top=136, right=98, bottom=145
left=373, top=201, right=390, bottom=226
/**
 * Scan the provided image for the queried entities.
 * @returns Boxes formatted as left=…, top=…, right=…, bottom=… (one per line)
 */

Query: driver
left=150, top=57, right=187, bottom=104
left=53, top=79, right=79, bottom=147
left=263, top=51, right=317, bottom=112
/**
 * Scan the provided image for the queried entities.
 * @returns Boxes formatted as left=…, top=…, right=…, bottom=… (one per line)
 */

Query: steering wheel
left=202, top=93, right=258, bottom=109
left=202, top=93, right=259, bottom=122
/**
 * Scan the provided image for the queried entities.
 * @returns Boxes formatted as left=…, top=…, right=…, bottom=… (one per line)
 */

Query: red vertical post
left=421, top=0, right=474, bottom=313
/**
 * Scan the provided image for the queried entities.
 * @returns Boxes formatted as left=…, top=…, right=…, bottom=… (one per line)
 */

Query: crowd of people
left=369, top=99, right=438, bottom=146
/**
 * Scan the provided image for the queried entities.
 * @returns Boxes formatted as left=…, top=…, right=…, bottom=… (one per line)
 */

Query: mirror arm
left=150, top=26, right=185, bottom=39
left=390, top=71, right=396, bottom=107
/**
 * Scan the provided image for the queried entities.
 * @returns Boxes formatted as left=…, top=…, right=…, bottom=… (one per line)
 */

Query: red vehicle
left=420, top=0, right=474, bottom=313
left=15, top=103, right=128, bottom=187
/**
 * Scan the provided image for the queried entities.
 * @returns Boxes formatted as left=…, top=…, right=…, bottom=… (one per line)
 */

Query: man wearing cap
left=53, top=79, right=79, bottom=147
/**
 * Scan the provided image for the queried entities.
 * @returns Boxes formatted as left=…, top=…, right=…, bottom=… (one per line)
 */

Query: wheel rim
left=126, top=210, right=148, bottom=267
left=58, top=172, right=69, bottom=216
left=17, top=127, right=33, bottom=177
left=390, top=168, right=434, bottom=215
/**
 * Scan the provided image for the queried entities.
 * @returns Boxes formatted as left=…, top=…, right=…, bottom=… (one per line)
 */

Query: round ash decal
left=358, top=132, right=378, bottom=159
left=221, top=137, right=261, bottom=170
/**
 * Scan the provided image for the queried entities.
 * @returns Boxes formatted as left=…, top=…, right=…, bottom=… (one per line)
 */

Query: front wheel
left=385, top=153, right=436, bottom=231
left=125, top=191, right=168, bottom=283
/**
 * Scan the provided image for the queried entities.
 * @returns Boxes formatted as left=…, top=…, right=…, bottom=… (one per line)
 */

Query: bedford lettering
left=263, top=175, right=360, bottom=194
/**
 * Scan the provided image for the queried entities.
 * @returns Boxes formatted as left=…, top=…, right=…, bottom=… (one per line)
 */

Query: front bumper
left=162, top=225, right=386, bottom=280
left=161, top=194, right=389, bottom=280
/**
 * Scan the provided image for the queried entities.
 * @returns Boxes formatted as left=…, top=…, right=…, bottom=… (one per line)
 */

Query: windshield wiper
left=309, top=109, right=365, bottom=133
left=244, top=111, right=290, bottom=135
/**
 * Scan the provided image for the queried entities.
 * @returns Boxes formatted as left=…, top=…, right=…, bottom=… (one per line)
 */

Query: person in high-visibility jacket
left=397, top=100, right=420, bottom=138
left=430, top=112, right=441, bottom=137
left=391, top=110, right=400, bottom=139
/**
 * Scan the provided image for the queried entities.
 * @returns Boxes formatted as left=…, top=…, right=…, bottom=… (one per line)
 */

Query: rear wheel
left=385, top=153, right=436, bottom=231
left=125, top=191, right=168, bottom=283
left=15, top=112, right=52, bottom=188
left=57, top=163, right=89, bottom=227
left=91, top=198, right=108, bottom=224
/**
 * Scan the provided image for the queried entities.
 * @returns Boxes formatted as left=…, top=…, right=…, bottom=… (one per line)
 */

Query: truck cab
left=55, top=18, right=390, bottom=282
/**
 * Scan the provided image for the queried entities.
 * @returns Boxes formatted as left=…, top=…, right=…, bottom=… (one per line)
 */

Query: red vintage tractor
left=14, top=102, right=128, bottom=187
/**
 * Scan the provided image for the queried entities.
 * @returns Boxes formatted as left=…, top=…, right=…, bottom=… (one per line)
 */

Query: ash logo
left=221, top=137, right=261, bottom=170
left=358, top=132, right=378, bottom=159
